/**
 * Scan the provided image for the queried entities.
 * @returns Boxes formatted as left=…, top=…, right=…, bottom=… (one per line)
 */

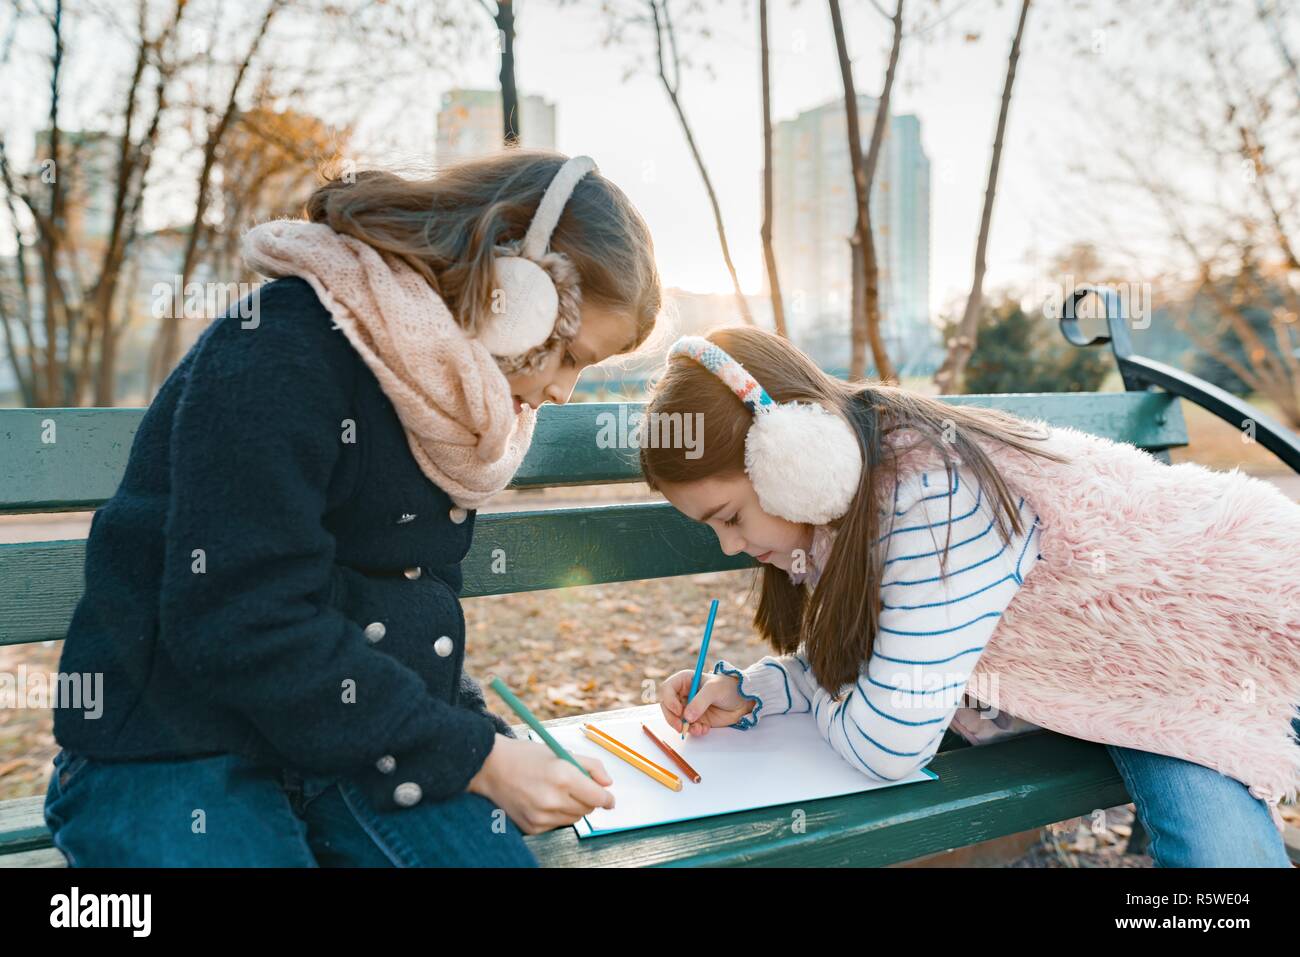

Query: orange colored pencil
left=580, top=724, right=682, bottom=791
left=641, top=723, right=702, bottom=783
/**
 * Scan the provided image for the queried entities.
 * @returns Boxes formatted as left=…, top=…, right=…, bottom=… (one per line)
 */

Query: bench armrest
left=1061, top=286, right=1300, bottom=475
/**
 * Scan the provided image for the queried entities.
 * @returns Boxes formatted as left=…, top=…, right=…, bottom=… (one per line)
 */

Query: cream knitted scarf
left=242, top=219, right=536, bottom=509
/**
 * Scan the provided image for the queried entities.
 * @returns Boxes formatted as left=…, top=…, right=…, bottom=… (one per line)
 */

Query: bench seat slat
left=0, top=796, right=53, bottom=857
left=0, top=847, right=67, bottom=867
left=0, top=393, right=1187, bottom=513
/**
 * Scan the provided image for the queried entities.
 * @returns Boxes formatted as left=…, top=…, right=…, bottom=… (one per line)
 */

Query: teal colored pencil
left=488, top=676, right=592, bottom=779
left=682, top=598, right=720, bottom=739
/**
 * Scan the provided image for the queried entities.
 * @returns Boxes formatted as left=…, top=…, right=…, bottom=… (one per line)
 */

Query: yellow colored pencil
left=580, top=724, right=682, bottom=792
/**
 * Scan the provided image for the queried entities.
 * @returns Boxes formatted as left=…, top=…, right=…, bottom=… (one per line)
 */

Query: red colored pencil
left=642, top=723, right=702, bottom=783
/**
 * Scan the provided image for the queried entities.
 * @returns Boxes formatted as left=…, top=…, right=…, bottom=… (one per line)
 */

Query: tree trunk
left=759, top=0, right=786, bottom=337
left=498, top=0, right=520, bottom=147
left=148, top=0, right=281, bottom=396
left=42, top=0, right=67, bottom=405
left=649, top=0, right=752, bottom=324
left=850, top=232, right=864, bottom=374
left=933, top=0, right=1031, bottom=395
left=91, top=1, right=185, bottom=404
left=829, top=0, right=901, bottom=383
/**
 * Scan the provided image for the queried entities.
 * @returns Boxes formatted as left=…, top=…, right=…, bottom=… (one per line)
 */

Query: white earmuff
left=476, top=154, right=597, bottom=359
left=745, top=402, right=863, bottom=525
left=475, top=257, right=558, bottom=355
left=668, top=335, right=864, bottom=525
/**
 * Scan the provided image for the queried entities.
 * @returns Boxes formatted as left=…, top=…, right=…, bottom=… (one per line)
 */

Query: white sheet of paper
left=528, top=705, right=938, bottom=838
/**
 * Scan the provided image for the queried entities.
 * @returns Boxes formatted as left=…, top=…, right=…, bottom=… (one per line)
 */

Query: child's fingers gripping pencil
left=682, top=598, right=720, bottom=739
left=488, top=676, right=592, bottom=779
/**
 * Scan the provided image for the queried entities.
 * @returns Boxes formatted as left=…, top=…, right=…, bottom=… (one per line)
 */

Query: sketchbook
left=526, top=705, right=938, bottom=838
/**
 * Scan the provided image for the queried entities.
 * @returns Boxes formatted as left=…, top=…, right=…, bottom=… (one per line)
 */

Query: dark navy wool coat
left=52, top=277, right=516, bottom=812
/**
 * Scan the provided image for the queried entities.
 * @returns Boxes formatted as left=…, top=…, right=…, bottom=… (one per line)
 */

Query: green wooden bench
left=2, top=387, right=1197, bottom=867
left=9, top=280, right=1300, bottom=866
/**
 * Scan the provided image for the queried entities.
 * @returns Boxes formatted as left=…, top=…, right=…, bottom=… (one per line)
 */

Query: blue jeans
left=43, top=749, right=538, bottom=867
left=1104, top=743, right=1294, bottom=867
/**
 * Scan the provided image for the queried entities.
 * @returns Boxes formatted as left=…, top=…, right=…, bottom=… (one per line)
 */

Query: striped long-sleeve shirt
left=712, top=463, right=1043, bottom=783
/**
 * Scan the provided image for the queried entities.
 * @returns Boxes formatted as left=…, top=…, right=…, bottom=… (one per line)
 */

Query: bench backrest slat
left=0, top=393, right=1187, bottom=513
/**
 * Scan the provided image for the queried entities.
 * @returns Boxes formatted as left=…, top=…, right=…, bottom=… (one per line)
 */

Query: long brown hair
left=304, top=148, right=662, bottom=363
left=640, top=326, right=1070, bottom=692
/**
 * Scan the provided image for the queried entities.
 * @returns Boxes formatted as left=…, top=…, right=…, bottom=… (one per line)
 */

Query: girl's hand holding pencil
left=660, top=596, right=751, bottom=738
left=659, top=671, right=756, bottom=737
left=475, top=677, right=615, bottom=835
left=466, top=735, right=615, bottom=835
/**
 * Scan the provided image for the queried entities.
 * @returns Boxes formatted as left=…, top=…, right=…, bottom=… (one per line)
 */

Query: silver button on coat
left=363, top=621, right=386, bottom=643
left=403, top=566, right=422, bottom=580
left=394, top=782, right=422, bottom=807
left=434, top=635, right=454, bottom=657
left=376, top=755, right=396, bottom=774
left=449, top=506, right=468, bottom=524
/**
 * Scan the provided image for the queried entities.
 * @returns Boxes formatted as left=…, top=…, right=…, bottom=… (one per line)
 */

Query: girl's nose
left=546, top=379, right=576, bottom=406
left=717, top=530, right=745, bottom=556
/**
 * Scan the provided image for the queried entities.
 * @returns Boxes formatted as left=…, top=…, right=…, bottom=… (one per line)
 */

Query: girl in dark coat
left=44, top=150, right=661, bottom=866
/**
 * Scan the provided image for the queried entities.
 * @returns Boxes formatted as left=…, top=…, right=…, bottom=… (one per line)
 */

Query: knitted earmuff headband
left=477, top=155, right=597, bottom=377
left=669, top=336, right=864, bottom=525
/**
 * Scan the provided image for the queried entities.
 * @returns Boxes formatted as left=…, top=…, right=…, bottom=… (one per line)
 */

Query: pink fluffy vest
left=883, top=420, right=1300, bottom=834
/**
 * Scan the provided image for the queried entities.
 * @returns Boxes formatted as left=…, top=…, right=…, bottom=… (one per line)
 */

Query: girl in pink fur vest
left=640, top=326, right=1299, bottom=868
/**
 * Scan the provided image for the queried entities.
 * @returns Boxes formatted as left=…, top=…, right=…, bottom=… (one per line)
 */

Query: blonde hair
left=640, top=326, right=1070, bottom=692
left=305, top=148, right=662, bottom=372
